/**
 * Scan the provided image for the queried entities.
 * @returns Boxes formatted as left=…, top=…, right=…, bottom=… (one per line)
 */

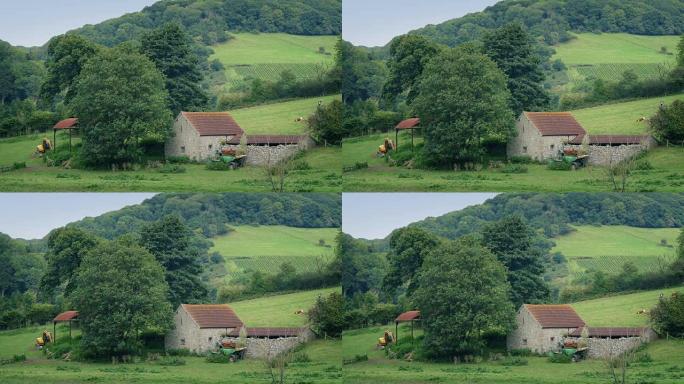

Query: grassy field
left=231, top=95, right=339, bottom=135
left=551, top=33, right=680, bottom=93
left=230, top=287, right=339, bottom=327
left=0, top=288, right=342, bottom=383
left=210, top=33, right=337, bottom=86
left=573, top=286, right=684, bottom=327
left=342, top=288, right=684, bottom=383
left=0, top=102, right=342, bottom=192
left=341, top=132, right=684, bottom=192
left=552, top=225, right=680, bottom=281
left=210, top=225, right=338, bottom=277
left=572, top=93, right=684, bottom=135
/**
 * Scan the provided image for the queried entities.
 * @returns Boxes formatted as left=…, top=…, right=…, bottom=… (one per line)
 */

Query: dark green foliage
left=482, top=23, right=550, bottom=114
left=650, top=292, right=684, bottom=337
left=500, top=356, right=528, bottom=366
left=381, top=227, right=440, bottom=297
left=71, top=46, right=171, bottom=167
left=340, top=41, right=387, bottom=104
left=157, top=164, right=187, bottom=174
left=413, top=47, right=514, bottom=168
left=547, top=161, right=573, bottom=171
left=481, top=216, right=550, bottom=308
left=548, top=353, right=573, bottom=363
left=39, top=227, right=99, bottom=298
left=343, top=354, right=368, bottom=365
left=72, top=238, right=172, bottom=358
left=205, top=353, right=230, bottom=363
left=382, top=35, right=440, bottom=105
left=500, top=164, right=528, bottom=174
left=649, top=100, right=684, bottom=143
left=139, top=215, right=208, bottom=308
left=413, top=237, right=515, bottom=359
left=308, top=291, right=344, bottom=338
left=40, top=34, right=99, bottom=105
left=340, top=233, right=388, bottom=298
left=307, top=99, right=343, bottom=145
left=72, top=0, right=341, bottom=47
left=166, top=155, right=192, bottom=164
left=157, top=356, right=186, bottom=366
left=140, top=23, right=208, bottom=114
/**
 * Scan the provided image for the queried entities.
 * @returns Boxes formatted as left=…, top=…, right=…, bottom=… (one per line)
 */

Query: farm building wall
left=165, top=115, right=237, bottom=161
left=164, top=307, right=238, bottom=353
left=564, top=332, right=656, bottom=359
left=565, top=138, right=655, bottom=166
left=224, top=138, right=313, bottom=166
left=223, top=330, right=314, bottom=359
left=507, top=307, right=578, bottom=353
left=507, top=114, right=578, bottom=161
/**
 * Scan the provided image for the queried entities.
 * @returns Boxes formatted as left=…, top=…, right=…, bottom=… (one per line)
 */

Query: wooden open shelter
left=395, top=310, right=421, bottom=342
left=395, top=118, right=421, bottom=151
left=53, top=310, right=79, bottom=342
left=53, top=118, right=79, bottom=152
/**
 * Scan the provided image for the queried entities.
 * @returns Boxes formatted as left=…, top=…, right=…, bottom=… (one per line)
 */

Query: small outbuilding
left=507, top=112, right=586, bottom=161
left=395, top=118, right=421, bottom=151
left=165, top=304, right=244, bottom=353
left=53, top=310, right=79, bottom=342
left=507, top=304, right=585, bottom=353
left=395, top=310, right=421, bottom=342
left=165, top=112, right=245, bottom=161
left=53, top=117, right=79, bottom=152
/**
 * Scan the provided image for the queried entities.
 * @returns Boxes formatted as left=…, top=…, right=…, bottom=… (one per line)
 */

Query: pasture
left=210, top=225, right=337, bottom=278
left=210, top=33, right=337, bottom=86
left=341, top=132, right=684, bottom=192
left=0, top=97, right=342, bottom=192
left=572, top=93, right=684, bottom=135
left=552, top=225, right=680, bottom=281
left=342, top=288, right=684, bottom=383
left=231, top=94, right=339, bottom=135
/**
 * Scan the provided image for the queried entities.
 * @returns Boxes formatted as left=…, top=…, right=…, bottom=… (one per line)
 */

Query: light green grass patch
left=553, top=33, right=679, bottom=65
left=571, top=93, right=684, bottom=135
left=230, top=94, right=339, bottom=135
left=572, top=286, right=684, bottom=327
left=230, top=287, right=339, bottom=327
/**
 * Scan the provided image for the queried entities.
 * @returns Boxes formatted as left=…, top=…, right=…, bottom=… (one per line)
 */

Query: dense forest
left=68, top=0, right=341, bottom=47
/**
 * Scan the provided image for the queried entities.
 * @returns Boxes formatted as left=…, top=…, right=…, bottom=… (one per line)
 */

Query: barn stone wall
left=564, top=337, right=649, bottom=359
left=225, top=139, right=313, bottom=166
left=565, top=140, right=654, bottom=166
left=223, top=330, right=314, bottom=359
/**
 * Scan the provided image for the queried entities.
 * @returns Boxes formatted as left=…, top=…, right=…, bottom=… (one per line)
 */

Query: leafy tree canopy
left=382, top=35, right=440, bottom=105
left=40, top=34, right=99, bottom=105
left=381, top=227, right=440, bottom=298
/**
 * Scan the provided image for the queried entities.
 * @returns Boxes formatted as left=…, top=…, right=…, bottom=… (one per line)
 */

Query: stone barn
left=507, top=112, right=586, bottom=161
left=507, top=304, right=585, bottom=353
left=165, top=111, right=313, bottom=165
left=565, top=134, right=655, bottom=166
left=166, top=112, right=244, bottom=161
left=564, top=327, right=657, bottom=358
left=165, top=304, right=244, bottom=353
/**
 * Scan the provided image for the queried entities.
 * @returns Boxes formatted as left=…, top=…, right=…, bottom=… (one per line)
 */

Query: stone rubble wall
left=564, top=337, right=647, bottom=359
left=565, top=140, right=654, bottom=166
left=224, top=139, right=312, bottom=166
left=224, top=329, right=314, bottom=359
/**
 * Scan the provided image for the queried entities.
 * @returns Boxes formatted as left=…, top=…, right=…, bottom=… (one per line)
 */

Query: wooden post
left=411, top=129, right=414, bottom=152
left=69, top=129, right=72, bottom=153
left=53, top=129, right=56, bottom=151
left=69, top=320, right=72, bottom=339
left=411, top=320, right=414, bottom=340
left=53, top=321, right=56, bottom=343
left=395, top=129, right=398, bottom=151
left=395, top=321, right=398, bottom=343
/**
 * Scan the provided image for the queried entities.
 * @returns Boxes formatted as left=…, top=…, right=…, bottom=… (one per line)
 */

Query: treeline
left=412, top=0, right=684, bottom=48
left=73, top=193, right=341, bottom=238
left=71, top=0, right=341, bottom=47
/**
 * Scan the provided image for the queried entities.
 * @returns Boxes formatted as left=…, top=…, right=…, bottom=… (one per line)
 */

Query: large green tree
left=650, top=100, right=684, bottom=143
left=38, top=228, right=99, bottom=299
left=308, top=291, right=344, bottom=338
left=382, top=227, right=440, bottom=297
left=0, top=43, right=17, bottom=105
left=71, top=46, right=171, bottom=167
left=72, top=238, right=172, bottom=357
left=650, top=293, right=684, bottom=338
left=139, top=215, right=207, bottom=308
left=413, top=46, right=514, bottom=168
left=382, top=34, right=440, bottom=105
left=482, top=23, right=550, bottom=115
left=140, top=23, right=207, bottom=114
left=307, top=99, right=343, bottom=145
left=413, top=237, right=515, bottom=359
left=40, top=34, right=99, bottom=104
left=480, top=216, right=550, bottom=307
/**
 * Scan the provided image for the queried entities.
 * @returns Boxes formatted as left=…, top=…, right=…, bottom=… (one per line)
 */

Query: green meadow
left=0, top=289, right=342, bottom=383
left=341, top=287, right=684, bottom=384
left=210, top=33, right=337, bottom=86
left=552, top=225, right=680, bottom=280
left=0, top=98, right=342, bottom=192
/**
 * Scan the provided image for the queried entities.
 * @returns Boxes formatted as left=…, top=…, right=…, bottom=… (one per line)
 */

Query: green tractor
left=553, top=147, right=589, bottom=170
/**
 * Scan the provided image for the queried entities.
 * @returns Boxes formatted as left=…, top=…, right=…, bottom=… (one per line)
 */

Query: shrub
left=547, top=161, right=572, bottom=171
left=290, top=159, right=312, bottom=171
left=165, top=348, right=193, bottom=356
left=166, top=155, right=191, bottom=164
left=12, top=162, right=26, bottom=170
left=509, top=348, right=533, bottom=357
left=500, top=164, right=528, bottom=174
left=205, top=161, right=228, bottom=171
left=343, top=354, right=368, bottom=365
left=157, top=356, right=186, bottom=366
left=634, top=352, right=653, bottom=363
left=157, top=164, right=186, bottom=173
left=205, top=353, right=230, bottom=364
left=634, top=160, right=653, bottom=170
left=343, top=161, right=368, bottom=173
left=548, top=353, right=572, bottom=363
left=509, top=155, right=534, bottom=164
left=290, top=352, right=311, bottom=363
left=500, top=356, right=528, bottom=366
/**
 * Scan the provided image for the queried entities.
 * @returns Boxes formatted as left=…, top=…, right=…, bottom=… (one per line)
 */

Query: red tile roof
left=569, top=134, right=651, bottom=145
left=524, top=304, right=585, bottom=329
left=395, top=310, right=421, bottom=322
left=53, top=118, right=78, bottom=129
left=181, top=112, right=244, bottom=137
left=54, top=311, right=79, bottom=322
left=524, top=112, right=586, bottom=137
left=226, top=327, right=304, bottom=338
left=395, top=118, right=420, bottom=130
left=568, top=327, right=651, bottom=338
left=182, top=304, right=243, bottom=329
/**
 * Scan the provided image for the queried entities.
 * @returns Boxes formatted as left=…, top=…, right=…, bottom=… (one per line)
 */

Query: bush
left=157, top=356, right=186, bottom=366
left=205, top=353, right=230, bottom=364
left=205, top=161, right=228, bottom=171
left=509, top=348, right=533, bottom=357
left=548, top=353, right=572, bottom=363
left=12, top=162, right=26, bottom=170
left=500, top=356, right=528, bottom=366
left=290, top=352, right=311, bottom=363
left=547, top=161, right=572, bottom=171
left=166, top=155, right=191, bottom=164
left=634, top=160, right=653, bottom=170
left=343, top=354, right=368, bottom=365
left=343, top=161, right=368, bottom=173
left=165, top=348, right=193, bottom=356
left=290, top=159, right=312, bottom=171
left=157, top=164, right=186, bottom=173
left=500, top=164, right=528, bottom=174
left=509, top=155, right=534, bottom=164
